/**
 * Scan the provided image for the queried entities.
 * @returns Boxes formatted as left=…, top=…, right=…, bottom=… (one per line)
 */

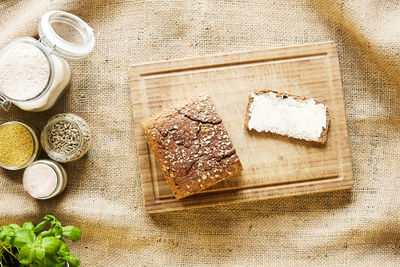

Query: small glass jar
left=0, top=121, right=39, bottom=170
left=41, top=113, right=91, bottom=163
left=0, top=10, right=95, bottom=112
left=23, top=160, right=68, bottom=200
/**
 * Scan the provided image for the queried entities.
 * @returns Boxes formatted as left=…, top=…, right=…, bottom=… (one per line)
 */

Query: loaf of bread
left=245, top=90, right=329, bottom=144
left=142, top=95, right=243, bottom=199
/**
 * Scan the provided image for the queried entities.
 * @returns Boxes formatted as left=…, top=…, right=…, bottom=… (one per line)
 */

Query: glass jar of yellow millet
left=0, top=121, right=39, bottom=170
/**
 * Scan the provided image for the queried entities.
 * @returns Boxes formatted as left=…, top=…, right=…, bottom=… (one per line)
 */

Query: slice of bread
left=245, top=90, right=330, bottom=144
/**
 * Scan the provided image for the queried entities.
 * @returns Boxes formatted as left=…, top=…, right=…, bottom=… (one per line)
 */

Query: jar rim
left=0, top=38, right=55, bottom=103
left=38, top=10, right=95, bottom=59
left=0, top=121, right=39, bottom=170
left=23, top=160, right=64, bottom=199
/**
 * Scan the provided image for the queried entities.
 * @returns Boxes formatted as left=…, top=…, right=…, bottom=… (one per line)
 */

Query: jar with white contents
left=23, top=160, right=68, bottom=199
left=0, top=10, right=95, bottom=112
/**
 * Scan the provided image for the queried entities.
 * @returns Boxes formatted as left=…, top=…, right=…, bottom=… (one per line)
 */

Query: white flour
left=0, top=42, right=50, bottom=100
left=23, top=163, right=58, bottom=198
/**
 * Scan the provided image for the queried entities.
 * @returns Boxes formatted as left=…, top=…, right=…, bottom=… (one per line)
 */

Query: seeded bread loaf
left=245, top=90, right=330, bottom=144
left=141, top=95, right=243, bottom=199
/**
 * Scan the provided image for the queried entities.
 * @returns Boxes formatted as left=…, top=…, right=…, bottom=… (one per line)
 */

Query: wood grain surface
left=129, top=41, right=353, bottom=213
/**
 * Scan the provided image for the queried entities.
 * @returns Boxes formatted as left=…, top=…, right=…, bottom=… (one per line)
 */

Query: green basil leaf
left=44, top=215, right=63, bottom=239
left=18, top=244, right=35, bottom=265
left=4, top=235, right=13, bottom=246
left=33, top=221, right=48, bottom=233
left=13, top=228, right=35, bottom=248
left=44, top=215, right=56, bottom=222
left=34, top=247, right=45, bottom=260
left=59, top=239, right=70, bottom=253
left=0, top=231, right=6, bottom=241
left=50, top=253, right=62, bottom=264
left=38, top=255, right=58, bottom=267
left=23, top=222, right=34, bottom=230
left=38, top=230, right=53, bottom=239
left=42, top=236, right=62, bottom=255
left=0, top=226, right=15, bottom=242
left=63, top=252, right=80, bottom=267
left=9, top=224, right=21, bottom=230
left=52, top=225, right=63, bottom=239
left=62, top=226, right=82, bottom=242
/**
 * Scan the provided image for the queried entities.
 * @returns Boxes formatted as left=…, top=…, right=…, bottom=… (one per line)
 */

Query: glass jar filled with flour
left=0, top=10, right=95, bottom=112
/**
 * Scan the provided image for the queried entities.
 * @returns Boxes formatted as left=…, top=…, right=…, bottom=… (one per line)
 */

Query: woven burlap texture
left=0, top=0, right=399, bottom=266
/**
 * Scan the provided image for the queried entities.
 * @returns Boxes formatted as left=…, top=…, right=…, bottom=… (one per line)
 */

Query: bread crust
left=244, top=90, right=330, bottom=144
left=142, top=95, right=243, bottom=200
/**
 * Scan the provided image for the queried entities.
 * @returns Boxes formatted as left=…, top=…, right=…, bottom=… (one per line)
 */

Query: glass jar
left=41, top=113, right=91, bottom=163
left=0, top=121, right=39, bottom=170
left=0, top=10, right=95, bottom=112
left=23, top=160, right=68, bottom=200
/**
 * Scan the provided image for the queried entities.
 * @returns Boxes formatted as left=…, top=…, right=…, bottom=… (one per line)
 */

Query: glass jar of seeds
left=0, top=121, right=39, bottom=170
left=41, top=113, right=91, bottom=163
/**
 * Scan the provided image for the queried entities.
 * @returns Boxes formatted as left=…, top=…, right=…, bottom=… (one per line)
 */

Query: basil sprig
left=0, top=215, right=82, bottom=267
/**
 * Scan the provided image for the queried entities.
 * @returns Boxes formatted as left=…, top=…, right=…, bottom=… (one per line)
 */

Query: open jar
left=0, top=121, right=39, bottom=170
left=41, top=113, right=91, bottom=163
left=0, top=10, right=95, bottom=112
left=23, top=160, right=68, bottom=199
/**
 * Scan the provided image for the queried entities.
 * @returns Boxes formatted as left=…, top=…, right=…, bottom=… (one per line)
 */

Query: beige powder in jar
left=23, top=160, right=68, bottom=199
left=24, top=164, right=58, bottom=198
left=0, top=42, right=49, bottom=101
left=0, top=39, right=71, bottom=112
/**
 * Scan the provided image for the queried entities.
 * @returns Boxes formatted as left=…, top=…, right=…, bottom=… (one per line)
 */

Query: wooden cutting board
left=129, top=41, right=353, bottom=213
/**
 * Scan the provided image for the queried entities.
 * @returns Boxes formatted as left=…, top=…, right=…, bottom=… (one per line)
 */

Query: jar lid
left=38, top=10, right=95, bottom=59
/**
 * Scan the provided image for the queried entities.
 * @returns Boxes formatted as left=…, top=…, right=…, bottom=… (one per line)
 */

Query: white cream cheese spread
left=248, top=92, right=327, bottom=141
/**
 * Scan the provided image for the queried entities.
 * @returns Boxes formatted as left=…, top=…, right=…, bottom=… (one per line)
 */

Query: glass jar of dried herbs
left=41, top=113, right=91, bottom=163
left=0, top=121, right=39, bottom=170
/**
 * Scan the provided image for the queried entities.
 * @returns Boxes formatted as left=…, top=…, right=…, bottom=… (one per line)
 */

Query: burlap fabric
left=1, top=0, right=399, bottom=266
